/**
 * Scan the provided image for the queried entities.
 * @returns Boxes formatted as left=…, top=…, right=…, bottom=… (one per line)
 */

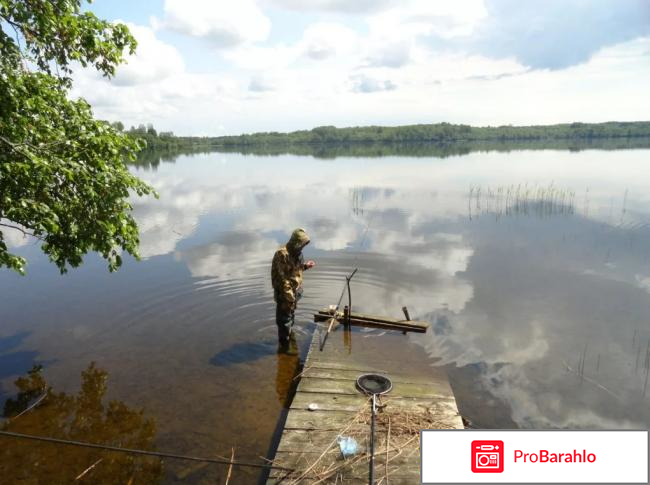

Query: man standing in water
left=272, top=228, right=316, bottom=352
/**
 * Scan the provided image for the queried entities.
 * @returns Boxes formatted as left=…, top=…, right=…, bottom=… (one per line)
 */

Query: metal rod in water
left=344, top=268, right=358, bottom=328
left=320, top=268, right=358, bottom=351
left=347, top=280, right=352, bottom=328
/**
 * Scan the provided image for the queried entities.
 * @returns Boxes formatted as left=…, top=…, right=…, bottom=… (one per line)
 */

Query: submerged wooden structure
left=267, top=309, right=463, bottom=484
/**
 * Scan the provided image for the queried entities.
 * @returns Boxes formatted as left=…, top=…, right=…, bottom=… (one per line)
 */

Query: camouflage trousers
left=275, top=289, right=302, bottom=344
left=275, top=302, right=294, bottom=344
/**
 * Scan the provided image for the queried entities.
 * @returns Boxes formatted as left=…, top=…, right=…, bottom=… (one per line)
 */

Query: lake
left=1, top=145, right=650, bottom=482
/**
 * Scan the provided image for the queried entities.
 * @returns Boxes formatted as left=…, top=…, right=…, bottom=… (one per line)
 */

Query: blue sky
left=73, top=0, right=650, bottom=136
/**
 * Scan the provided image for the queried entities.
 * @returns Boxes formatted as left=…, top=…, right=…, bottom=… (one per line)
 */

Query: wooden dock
left=267, top=324, right=463, bottom=484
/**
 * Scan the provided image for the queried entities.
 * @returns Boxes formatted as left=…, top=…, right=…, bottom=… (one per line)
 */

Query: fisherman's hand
left=305, top=260, right=315, bottom=269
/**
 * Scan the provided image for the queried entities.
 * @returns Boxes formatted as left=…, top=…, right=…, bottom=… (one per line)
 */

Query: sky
left=71, top=0, right=650, bottom=136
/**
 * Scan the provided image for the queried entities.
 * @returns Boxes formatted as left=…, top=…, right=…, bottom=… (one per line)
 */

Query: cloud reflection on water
left=123, top=149, right=650, bottom=431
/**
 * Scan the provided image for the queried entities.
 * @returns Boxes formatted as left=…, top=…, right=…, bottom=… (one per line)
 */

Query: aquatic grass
left=468, top=182, right=577, bottom=220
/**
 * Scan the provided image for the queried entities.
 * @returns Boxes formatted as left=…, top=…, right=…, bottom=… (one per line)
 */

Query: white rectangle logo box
left=421, top=430, right=648, bottom=484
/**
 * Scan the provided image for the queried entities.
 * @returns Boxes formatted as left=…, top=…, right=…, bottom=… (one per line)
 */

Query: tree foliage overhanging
left=0, top=0, right=156, bottom=275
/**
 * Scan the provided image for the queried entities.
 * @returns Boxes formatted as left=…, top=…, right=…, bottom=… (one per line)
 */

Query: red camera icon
left=471, top=440, right=504, bottom=473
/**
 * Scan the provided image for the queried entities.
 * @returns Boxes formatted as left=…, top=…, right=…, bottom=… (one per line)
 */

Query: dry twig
left=75, top=458, right=103, bottom=481
left=225, top=447, right=235, bottom=485
left=287, top=398, right=371, bottom=484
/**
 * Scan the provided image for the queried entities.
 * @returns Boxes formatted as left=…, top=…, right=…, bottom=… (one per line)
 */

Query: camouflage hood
left=287, top=228, right=310, bottom=254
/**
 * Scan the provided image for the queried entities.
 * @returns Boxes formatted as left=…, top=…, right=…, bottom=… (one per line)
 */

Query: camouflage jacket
left=271, top=246, right=307, bottom=304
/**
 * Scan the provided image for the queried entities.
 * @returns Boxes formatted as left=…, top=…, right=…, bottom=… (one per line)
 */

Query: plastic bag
left=337, top=435, right=358, bottom=458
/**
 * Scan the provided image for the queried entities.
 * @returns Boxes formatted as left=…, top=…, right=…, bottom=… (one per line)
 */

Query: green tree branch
left=0, top=0, right=155, bottom=275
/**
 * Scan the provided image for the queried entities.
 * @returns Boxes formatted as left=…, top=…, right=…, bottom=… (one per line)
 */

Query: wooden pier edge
left=266, top=327, right=464, bottom=483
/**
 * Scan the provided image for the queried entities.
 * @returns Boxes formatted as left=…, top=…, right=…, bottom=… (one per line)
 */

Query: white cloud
left=111, top=23, right=184, bottom=86
left=350, top=74, right=397, bottom=93
left=301, top=22, right=359, bottom=61
left=635, top=274, right=650, bottom=294
left=266, top=0, right=395, bottom=14
left=159, top=0, right=271, bottom=47
left=0, top=221, right=31, bottom=250
left=130, top=171, right=249, bottom=258
left=222, top=43, right=299, bottom=71
left=248, top=75, right=276, bottom=92
left=177, top=232, right=279, bottom=280
left=222, top=22, right=360, bottom=70
left=468, top=0, right=650, bottom=69
left=309, top=216, right=360, bottom=251
left=368, top=0, right=488, bottom=40
left=71, top=19, right=242, bottom=134
left=365, top=41, right=413, bottom=68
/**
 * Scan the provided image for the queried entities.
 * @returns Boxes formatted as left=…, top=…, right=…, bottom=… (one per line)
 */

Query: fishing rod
left=0, top=431, right=294, bottom=472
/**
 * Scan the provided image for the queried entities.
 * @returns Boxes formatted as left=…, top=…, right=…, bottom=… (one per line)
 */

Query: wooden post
left=402, top=306, right=410, bottom=335
left=402, top=306, right=411, bottom=321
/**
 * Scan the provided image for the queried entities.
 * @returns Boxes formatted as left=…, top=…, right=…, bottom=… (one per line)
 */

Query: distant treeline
left=113, top=121, right=650, bottom=161
left=212, top=121, right=650, bottom=146
left=110, top=122, right=216, bottom=151
left=210, top=137, right=650, bottom=159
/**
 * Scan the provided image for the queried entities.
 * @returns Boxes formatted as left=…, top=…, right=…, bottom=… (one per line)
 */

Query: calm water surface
left=1, top=148, right=650, bottom=482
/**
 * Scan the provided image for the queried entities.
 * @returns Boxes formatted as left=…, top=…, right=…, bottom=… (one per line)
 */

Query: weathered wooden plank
left=268, top=475, right=418, bottom=484
left=298, top=360, right=391, bottom=373
left=267, top=477, right=418, bottom=484
left=284, top=409, right=358, bottom=430
left=303, top=361, right=451, bottom=384
left=276, top=429, right=369, bottom=453
left=315, top=313, right=428, bottom=333
left=317, top=308, right=430, bottom=329
left=290, top=392, right=366, bottom=412
left=314, top=312, right=428, bottom=331
left=296, top=367, right=448, bottom=386
left=290, top=391, right=459, bottom=413
left=284, top=408, right=461, bottom=432
left=270, top=458, right=421, bottom=478
left=269, top=450, right=421, bottom=480
left=298, top=377, right=454, bottom=399
left=273, top=448, right=421, bottom=464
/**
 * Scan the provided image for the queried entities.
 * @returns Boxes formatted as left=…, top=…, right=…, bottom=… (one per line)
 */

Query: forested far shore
left=211, top=121, right=650, bottom=146
left=127, top=138, right=650, bottom=170
left=208, top=136, right=650, bottom=159
left=117, top=121, right=650, bottom=152
left=110, top=122, right=216, bottom=151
